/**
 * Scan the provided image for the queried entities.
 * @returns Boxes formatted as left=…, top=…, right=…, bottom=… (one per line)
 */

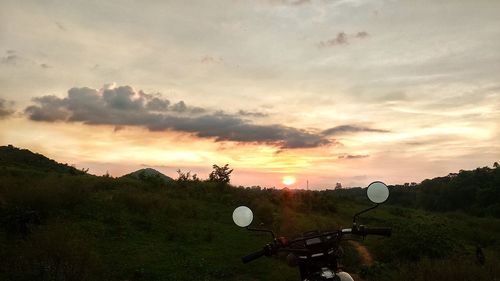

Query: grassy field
left=1, top=164, right=500, bottom=281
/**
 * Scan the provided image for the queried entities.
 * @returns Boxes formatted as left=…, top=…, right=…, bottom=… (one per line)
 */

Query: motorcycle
left=232, top=181, right=392, bottom=281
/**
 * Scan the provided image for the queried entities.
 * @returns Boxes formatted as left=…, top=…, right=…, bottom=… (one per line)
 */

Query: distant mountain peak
left=122, top=168, right=173, bottom=183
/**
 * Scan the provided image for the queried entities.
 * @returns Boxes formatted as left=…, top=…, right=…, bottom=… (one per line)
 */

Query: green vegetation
left=1, top=146, right=499, bottom=280
left=123, top=168, right=174, bottom=185
left=330, top=164, right=500, bottom=219
left=0, top=145, right=87, bottom=175
left=208, top=164, right=233, bottom=184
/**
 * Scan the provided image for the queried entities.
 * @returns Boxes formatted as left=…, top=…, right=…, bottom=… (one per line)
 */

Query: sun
left=282, top=175, right=297, bottom=186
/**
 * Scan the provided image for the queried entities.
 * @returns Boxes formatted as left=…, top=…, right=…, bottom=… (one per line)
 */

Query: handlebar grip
left=241, top=248, right=266, bottom=264
left=362, top=227, right=392, bottom=237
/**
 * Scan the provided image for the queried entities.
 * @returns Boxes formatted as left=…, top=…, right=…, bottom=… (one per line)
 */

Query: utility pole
left=307, top=180, right=309, bottom=191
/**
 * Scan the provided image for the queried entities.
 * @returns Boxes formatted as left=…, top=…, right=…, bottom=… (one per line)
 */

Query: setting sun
left=282, top=175, right=297, bottom=186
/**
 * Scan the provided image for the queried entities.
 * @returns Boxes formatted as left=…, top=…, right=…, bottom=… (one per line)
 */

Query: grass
left=1, top=165, right=500, bottom=280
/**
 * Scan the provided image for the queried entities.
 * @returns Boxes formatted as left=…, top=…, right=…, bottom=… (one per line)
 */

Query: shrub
left=374, top=220, right=458, bottom=262
left=0, top=224, right=101, bottom=281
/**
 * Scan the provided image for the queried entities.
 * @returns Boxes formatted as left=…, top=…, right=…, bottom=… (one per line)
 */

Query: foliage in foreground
left=1, top=147, right=499, bottom=280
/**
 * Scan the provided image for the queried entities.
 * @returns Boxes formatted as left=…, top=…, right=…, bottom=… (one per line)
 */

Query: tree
left=208, top=164, right=233, bottom=183
left=494, top=162, right=499, bottom=169
left=176, top=169, right=197, bottom=181
left=335, top=182, right=342, bottom=190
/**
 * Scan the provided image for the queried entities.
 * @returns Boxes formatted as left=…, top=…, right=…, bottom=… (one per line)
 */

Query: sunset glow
left=282, top=176, right=297, bottom=186
left=1, top=0, right=499, bottom=188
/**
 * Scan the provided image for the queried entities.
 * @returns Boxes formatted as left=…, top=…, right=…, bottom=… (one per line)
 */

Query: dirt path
left=348, top=240, right=374, bottom=266
left=347, top=241, right=374, bottom=281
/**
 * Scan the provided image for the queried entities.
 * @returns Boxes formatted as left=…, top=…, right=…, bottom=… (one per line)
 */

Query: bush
left=112, top=189, right=159, bottom=214
left=0, top=224, right=102, bottom=281
left=374, top=220, right=458, bottom=262
left=390, top=256, right=500, bottom=281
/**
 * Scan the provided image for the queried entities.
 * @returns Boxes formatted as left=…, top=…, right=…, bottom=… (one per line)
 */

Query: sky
left=1, top=0, right=499, bottom=189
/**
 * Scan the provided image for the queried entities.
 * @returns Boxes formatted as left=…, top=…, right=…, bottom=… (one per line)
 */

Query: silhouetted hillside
left=383, top=165, right=500, bottom=218
left=327, top=164, right=500, bottom=218
left=0, top=145, right=86, bottom=175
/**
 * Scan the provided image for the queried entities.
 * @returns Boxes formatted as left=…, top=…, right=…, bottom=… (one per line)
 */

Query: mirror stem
left=246, top=227, right=276, bottom=239
left=353, top=204, right=379, bottom=224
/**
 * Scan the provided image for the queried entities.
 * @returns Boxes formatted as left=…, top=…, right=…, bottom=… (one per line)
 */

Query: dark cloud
left=171, top=101, right=187, bottom=112
left=25, top=85, right=333, bottom=149
left=102, top=86, right=143, bottom=110
left=146, top=97, right=170, bottom=111
left=25, top=95, right=69, bottom=121
left=318, top=31, right=370, bottom=48
left=338, top=154, right=370, bottom=159
left=355, top=31, right=369, bottom=38
left=322, top=125, right=389, bottom=136
left=0, top=99, right=15, bottom=119
left=319, top=32, right=348, bottom=47
left=190, top=106, right=206, bottom=114
left=238, top=110, right=269, bottom=118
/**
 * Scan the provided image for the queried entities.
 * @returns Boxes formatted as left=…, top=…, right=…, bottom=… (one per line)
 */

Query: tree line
left=388, top=163, right=500, bottom=217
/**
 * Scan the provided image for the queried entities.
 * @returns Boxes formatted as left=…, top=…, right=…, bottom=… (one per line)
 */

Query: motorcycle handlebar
left=241, top=225, right=391, bottom=262
left=355, top=226, right=392, bottom=237
left=241, top=248, right=266, bottom=263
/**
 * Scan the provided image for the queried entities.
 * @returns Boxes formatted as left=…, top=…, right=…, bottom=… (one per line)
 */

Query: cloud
left=1, top=53, right=19, bottom=64
left=25, top=85, right=333, bottom=149
left=322, top=125, right=389, bottom=136
left=0, top=99, right=15, bottom=119
left=338, top=154, right=370, bottom=159
left=40, top=63, right=51, bottom=69
left=263, top=0, right=311, bottom=6
left=55, top=21, right=66, bottom=31
left=319, top=32, right=348, bottom=47
left=25, top=95, right=69, bottom=121
left=201, top=56, right=223, bottom=64
left=145, top=97, right=170, bottom=111
left=1, top=50, right=26, bottom=65
left=238, top=110, right=269, bottom=118
left=355, top=31, right=369, bottom=38
left=290, top=0, right=311, bottom=5
left=318, top=31, right=370, bottom=47
left=171, top=101, right=187, bottom=112
left=1, top=50, right=41, bottom=66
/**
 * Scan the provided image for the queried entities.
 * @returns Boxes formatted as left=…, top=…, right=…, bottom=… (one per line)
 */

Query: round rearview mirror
left=366, top=181, right=389, bottom=204
left=232, top=206, right=253, bottom=227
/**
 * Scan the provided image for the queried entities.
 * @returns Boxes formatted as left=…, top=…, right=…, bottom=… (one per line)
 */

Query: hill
left=0, top=145, right=86, bottom=175
left=122, top=168, right=173, bottom=184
